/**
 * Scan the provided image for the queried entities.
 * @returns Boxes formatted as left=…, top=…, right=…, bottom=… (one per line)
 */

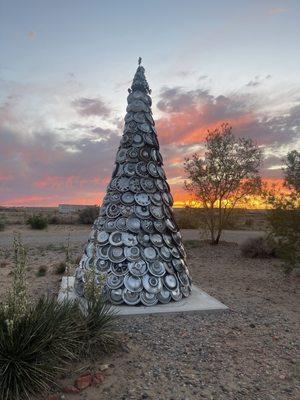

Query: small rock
left=93, top=371, right=105, bottom=385
left=47, top=395, right=60, bottom=400
left=62, top=385, right=80, bottom=394
left=99, top=363, right=110, bottom=371
left=75, top=373, right=92, bottom=390
left=121, top=343, right=130, bottom=353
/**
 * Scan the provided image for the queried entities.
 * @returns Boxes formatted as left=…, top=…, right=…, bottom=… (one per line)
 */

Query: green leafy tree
left=184, top=123, right=262, bottom=244
left=266, top=150, right=300, bottom=272
left=284, top=150, right=300, bottom=192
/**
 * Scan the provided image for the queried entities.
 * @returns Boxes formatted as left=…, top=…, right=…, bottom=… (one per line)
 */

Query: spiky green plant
left=79, top=297, right=119, bottom=361
left=0, top=235, right=119, bottom=399
left=0, top=298, right=82, bottom=400
left=0, top=236, right=81, bottom=400
left=79, top=230, right=119, bottom=360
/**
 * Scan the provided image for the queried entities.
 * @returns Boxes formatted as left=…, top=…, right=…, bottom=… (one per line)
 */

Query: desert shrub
left=264, top=150, right=300, bottom=273
left=176, top=207, right=201, bottom=229
left=244, top=218, right=253, bottom=228
left=222, top=209, right=244, bottom=230
left=0, top=236, right=80, bottom=399
left=0, top=298, right=82, bottom=400
left=78, top=263, right=119, bottom=360
left=267, top=197, right=300, bottom=273
left=0, top=216, right=6, bottom=231
left=78, top=297, right=119, bottom=361
left=36, top=265, right=47, bottom=277
left=240, top=236, right=277, bottom=258
left=184, top=239, right=201, bottom=249
left=55, top=261, right=66, bottom=274
left=48, top=214, right=60, bottom=224
left=26, top=214, right=48, bottom=230
left=78, top=206, right=99, bottom=225
left=0, top=235, right=118, bottom=399
left=48, top=214, right=78, bottom=225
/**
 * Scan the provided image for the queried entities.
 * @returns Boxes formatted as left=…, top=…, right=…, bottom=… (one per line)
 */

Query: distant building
left=58, top=204, right=96, bottom=214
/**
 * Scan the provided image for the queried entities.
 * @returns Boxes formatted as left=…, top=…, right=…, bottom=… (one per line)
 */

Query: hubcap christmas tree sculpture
left=74, top=59, right=192, bottom=306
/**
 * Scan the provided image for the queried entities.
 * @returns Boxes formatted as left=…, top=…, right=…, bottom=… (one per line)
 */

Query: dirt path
left=0, top=225, right=263, bottom=248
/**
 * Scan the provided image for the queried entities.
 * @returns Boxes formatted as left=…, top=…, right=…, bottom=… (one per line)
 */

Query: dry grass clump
left=55, top=261, right=66, bottom=274
left=0, top=216, right=6, bottom=231
left=78, top=206, right=99, bottom=224
left=240, top=236, right=277, bottom=259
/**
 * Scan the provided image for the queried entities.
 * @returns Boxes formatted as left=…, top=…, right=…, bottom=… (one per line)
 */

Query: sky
left=0, top=0, right=299, bottom=207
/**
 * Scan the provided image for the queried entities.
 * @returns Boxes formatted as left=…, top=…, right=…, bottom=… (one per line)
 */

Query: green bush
left=26, top=214, right=48, bottom=230
left=78, top=206, right=99, bottom=224
left=264, top=150, right=300, bottom=273
left=267, top=196, right=300, bottom=273
left=240, top=236, right=277, bottom=258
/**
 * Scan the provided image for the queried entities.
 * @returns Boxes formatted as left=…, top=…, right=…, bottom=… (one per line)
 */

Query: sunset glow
left=0, top=1, right=299, bottom=208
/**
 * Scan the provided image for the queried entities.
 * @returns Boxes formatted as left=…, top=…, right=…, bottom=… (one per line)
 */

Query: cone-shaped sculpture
left=74, top=60, right=192, bottom=306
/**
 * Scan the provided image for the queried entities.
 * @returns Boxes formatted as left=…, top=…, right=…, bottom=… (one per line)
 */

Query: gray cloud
left=0, top=123, right=121, bottom=205
left=246, top=74, right=271, bottom=87
left=72, top=97, right=111, bottom=117
left=157, top=86, right=213, bottom=113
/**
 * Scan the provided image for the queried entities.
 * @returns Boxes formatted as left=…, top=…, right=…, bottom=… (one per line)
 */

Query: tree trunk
left=215, top=231, right=221, bottom=244
left=210, top=230, right=216, bottom=245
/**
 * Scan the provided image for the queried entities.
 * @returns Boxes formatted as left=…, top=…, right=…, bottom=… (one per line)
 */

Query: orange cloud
left=157, top=107, right=254, bottom=146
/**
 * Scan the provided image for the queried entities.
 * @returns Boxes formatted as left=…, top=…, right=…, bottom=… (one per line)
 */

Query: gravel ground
left=0, top=228, right=299, bottom=400
left=59, top=241, right=298, bottom=400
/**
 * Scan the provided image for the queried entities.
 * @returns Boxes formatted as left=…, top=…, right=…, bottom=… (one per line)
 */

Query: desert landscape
left=0, top=211, right=299, bottom=400
left=1, top=2, right=300, bottom=399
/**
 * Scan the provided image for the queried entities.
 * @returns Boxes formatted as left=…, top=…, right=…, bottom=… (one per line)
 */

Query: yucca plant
left=0, top=298, right=82, bottom=400
left=79, top=297, right=119, bottom=361
left=0, top=236, right=81, bottom=400
left=0, top=235, right=119, bottom=399
left=79, top=232, right=119, bottom=360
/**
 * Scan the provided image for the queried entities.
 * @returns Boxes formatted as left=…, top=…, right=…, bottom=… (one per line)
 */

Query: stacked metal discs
left=74, top=64, right=192, bottom=306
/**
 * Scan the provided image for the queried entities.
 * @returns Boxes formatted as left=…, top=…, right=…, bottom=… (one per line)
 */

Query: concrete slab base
left=58, top=276, right=228, bottom=316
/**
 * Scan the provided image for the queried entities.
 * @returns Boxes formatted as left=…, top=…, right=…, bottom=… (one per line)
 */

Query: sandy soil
left=0, top=227, right=299, bottom=400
